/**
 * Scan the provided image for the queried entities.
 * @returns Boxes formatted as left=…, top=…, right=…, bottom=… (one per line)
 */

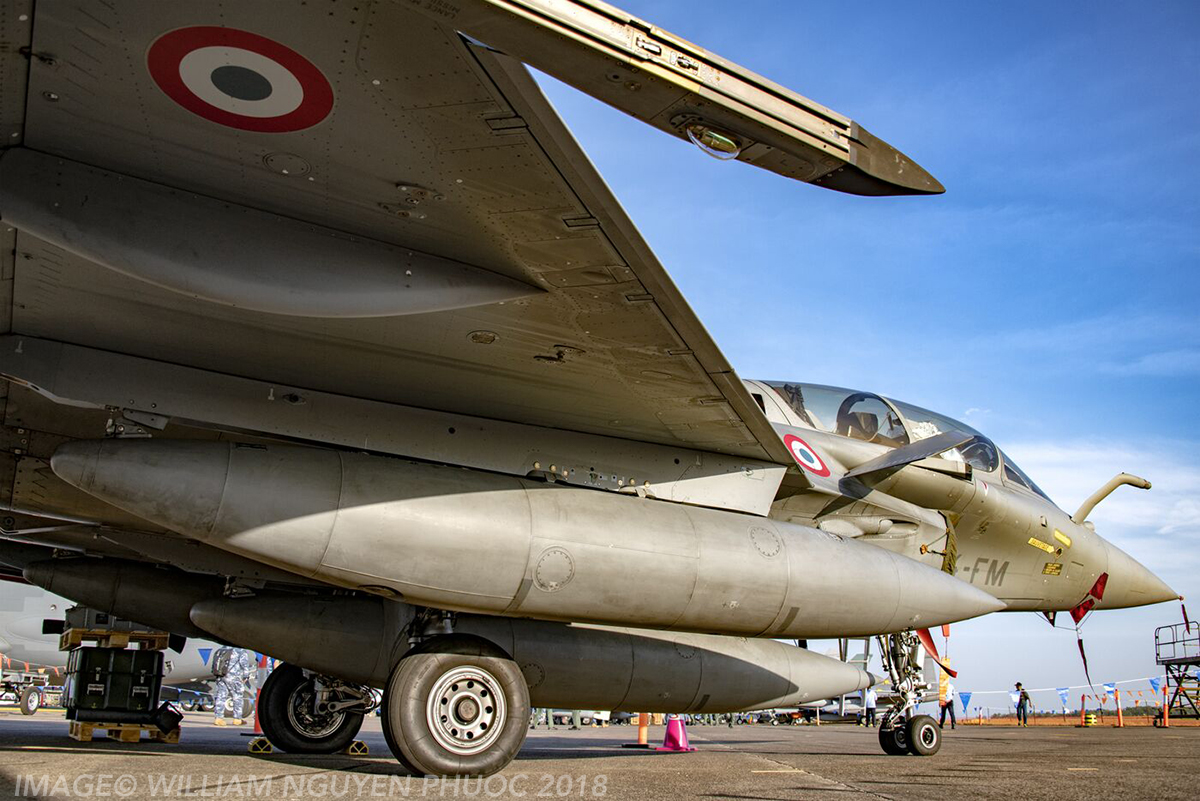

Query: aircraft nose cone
left=1097, top=538, right=1177, bottom=609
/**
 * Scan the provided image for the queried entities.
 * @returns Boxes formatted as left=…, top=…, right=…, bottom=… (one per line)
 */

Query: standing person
left=212, top=647, right=255, bottom=726
left=1015, top=682, right=1031, bottom=727
left=864, top=686, right=878, bottom=727
left=940, top=682, right=957, bottom=729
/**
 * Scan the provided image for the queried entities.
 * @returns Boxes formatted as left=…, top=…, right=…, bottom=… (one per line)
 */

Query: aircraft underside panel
left=0, top=0, right=791, bottom=470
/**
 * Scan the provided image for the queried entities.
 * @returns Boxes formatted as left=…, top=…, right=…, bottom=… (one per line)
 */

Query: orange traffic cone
left=621, top=713, right=652, bottom=748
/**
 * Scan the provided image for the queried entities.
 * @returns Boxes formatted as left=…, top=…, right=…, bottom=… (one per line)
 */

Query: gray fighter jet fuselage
left=748, top=381, right=1173, bottom=615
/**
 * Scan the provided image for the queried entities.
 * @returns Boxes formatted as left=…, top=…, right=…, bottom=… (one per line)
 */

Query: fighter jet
left=0, top=0, right=1172, bottom=774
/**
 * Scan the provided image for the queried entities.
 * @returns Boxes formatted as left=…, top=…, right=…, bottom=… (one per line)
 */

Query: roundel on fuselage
left=147, top=26, right=334, bottom=132
left=784, top=434, right=831, bottom=477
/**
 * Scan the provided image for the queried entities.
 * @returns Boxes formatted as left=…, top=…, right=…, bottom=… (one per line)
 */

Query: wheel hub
left=427, top=665, right=506, bottom=756
left=286, top=681, right=346, bottom=739
left=455, top=697, right=480, bottom=723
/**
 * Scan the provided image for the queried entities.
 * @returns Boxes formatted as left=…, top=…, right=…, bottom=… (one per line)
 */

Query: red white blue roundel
left=784, top=434, right=830, bottom=476
left=148, top=27, right=333, bottom=133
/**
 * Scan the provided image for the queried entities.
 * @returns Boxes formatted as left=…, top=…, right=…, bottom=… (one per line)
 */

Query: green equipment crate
left=63, top=647, right=164, bottom=717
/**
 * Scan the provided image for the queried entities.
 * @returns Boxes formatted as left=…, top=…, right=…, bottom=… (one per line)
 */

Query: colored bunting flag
left=1149, top=677, right=1161, bottom=694
left=1057, top=687, right=1070, bottom=708
left=959, top=691, right=972, bottom=713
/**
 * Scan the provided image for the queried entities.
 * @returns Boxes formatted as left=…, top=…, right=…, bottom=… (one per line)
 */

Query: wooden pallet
left=59, top=628, right=170, bottom=651
left=68, top=720, right=180, bottom=744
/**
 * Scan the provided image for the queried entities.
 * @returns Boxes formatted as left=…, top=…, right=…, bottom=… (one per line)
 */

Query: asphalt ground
left=0, top=709, right=1195, bottom=800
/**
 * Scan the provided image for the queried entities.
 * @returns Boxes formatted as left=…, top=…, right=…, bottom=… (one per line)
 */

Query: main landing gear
left=876, top=630, right=942, bottom=757
left=259, top=636, right=530, bottom=776
left=258, top=664, right=374, bottom=754
left=381, top=635, right=531, bottom=777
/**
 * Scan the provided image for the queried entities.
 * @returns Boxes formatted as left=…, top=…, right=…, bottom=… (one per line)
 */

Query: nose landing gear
left=876, top=631, right=942, bottom=756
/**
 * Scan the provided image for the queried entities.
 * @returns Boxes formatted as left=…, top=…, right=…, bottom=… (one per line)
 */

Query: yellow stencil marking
left=1054, top=529, right=1073, bottom=548
left=1028, top=537, right=1055, bottom=554
left=1043, top=562, right=1063, bottom=576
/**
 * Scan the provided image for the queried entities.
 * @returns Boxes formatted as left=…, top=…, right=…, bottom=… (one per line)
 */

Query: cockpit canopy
left=763, top=382, right=1051, bottom=502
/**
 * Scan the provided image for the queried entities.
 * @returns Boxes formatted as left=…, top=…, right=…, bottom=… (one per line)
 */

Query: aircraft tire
left=19, top=687, right=40, bottom=716
left=383, top=635, right=530, bottom=777
left=380, top=692, right=423, bottom=776
left=258, top=663, right=363, bottom=754
left=906, top=715, right=941, bottom=756
left=878, top=720, right=909, bottom=755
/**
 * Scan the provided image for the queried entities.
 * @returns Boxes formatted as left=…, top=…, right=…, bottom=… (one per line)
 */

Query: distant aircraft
left=0, top=0, right=1172, bottom=774
left=0, top=577, right=221, bottom=712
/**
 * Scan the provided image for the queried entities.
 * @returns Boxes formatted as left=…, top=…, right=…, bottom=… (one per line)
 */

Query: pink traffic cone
left=656, top=714, right=697, bottom=752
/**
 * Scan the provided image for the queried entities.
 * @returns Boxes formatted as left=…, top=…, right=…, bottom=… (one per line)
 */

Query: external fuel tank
left=50, top=439, right=1004, bottom=637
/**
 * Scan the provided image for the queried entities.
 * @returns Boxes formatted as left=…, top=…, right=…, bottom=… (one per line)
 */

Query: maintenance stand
left=1155, top=622, right=1199, bottom=720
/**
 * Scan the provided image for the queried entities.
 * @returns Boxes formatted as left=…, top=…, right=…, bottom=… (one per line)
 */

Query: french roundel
left=784, top=434, right=831, bottom=477
left=147, top=27, right=333, bottom=133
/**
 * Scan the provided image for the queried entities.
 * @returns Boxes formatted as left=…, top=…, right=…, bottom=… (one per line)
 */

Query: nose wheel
left=880, top=713, right=941, bottom=756
left=876, top=631, right=942, bottom=757
left=906, top=715, right=941, bottom=755
left=879, top=718, right=909, bottom=755
left=381, top=635, right=530, bottom=777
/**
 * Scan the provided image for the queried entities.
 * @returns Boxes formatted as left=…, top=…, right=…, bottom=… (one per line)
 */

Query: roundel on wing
left=784, top=434, right=831, bottom=477
left=147, top=26, right=333, bottom=132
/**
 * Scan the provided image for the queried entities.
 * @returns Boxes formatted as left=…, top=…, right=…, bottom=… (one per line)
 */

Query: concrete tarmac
left=0, top=710, right=1195, bottom=800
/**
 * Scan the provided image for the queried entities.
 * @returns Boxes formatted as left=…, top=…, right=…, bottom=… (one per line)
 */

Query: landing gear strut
left=258, top=664, right=374, bottom=753
left=876, top=631, right=941, bottom=756
left=381, top=634, right=530, bottom=777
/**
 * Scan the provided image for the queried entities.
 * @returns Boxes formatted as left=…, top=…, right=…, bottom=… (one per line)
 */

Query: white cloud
left=1158, top=497, right=1200, bottom=536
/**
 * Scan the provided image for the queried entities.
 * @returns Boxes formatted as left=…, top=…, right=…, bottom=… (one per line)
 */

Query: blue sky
left=533, top=0, right=1200, bottom=707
